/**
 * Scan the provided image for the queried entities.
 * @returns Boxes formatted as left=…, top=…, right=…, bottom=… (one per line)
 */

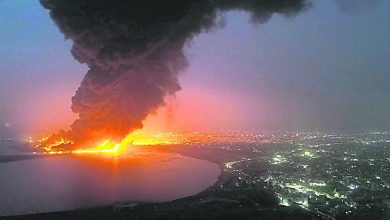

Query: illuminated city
left=1, top=0, right=390, bottom=219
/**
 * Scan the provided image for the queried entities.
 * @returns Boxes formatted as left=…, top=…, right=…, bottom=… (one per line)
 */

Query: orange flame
left=72, top=139, right=122, bottom=155
left=33, top=131, right=180, bottom=155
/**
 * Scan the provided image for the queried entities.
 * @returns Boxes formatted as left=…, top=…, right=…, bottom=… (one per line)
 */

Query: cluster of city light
left=309, top=181, right=326, bottom=187
left=302, top=151, right=315, bottom=158
left=272, top=154, right=287, bottom=164
left=284, top=182, right=346, bottom=200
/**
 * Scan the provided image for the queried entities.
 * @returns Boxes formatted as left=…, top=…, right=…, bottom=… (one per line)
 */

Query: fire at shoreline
left=28, top=131, right=271, bottom=156
left=29, top=131, right=181, bottom=155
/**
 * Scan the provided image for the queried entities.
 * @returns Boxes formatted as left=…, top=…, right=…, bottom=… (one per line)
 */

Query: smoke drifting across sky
left=39, top=0, right=309, bottom=146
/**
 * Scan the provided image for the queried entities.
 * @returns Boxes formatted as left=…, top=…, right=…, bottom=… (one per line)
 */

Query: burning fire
left=70, top=134, right=138, bottom=155
left=31, top=131, right=178, bottom=155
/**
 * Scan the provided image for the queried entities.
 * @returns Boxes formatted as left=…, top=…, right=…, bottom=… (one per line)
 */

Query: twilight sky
left=0, top=0, right=389, bottom=138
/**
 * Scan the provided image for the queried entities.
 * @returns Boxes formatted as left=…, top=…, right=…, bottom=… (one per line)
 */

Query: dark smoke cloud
left=40, top=0, right=309, bottom=147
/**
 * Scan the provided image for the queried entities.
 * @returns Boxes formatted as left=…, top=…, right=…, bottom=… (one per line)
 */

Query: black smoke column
left=40, top=0, right=309, bottom=148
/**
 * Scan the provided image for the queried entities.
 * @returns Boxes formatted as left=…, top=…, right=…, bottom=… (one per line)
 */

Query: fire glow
left=71, top=139, right=122, bottom=155
left=32, top=131, right=179, bottom=155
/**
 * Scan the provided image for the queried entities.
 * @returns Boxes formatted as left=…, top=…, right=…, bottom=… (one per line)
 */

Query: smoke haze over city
left=0, top=0, right=389, bottom=137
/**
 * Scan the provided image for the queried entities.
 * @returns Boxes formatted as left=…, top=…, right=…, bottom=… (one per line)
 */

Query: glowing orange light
left=48, top=138, right=73, bottom=148
left=27, top=136, right=34, bottom=143
left=72, top=139, right=122, bottom=155
left=35, top=130, right=182, bottom=156
left=70, top=131, right=175, bottom=155
left=37, top=137, right=49, bottom=143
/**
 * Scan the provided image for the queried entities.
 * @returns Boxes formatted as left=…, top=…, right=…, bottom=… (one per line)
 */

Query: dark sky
left=0, top=0, right=389, bottom=137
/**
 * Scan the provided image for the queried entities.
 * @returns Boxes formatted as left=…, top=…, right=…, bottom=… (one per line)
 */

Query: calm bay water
left=0, top=151, right=220, bottom=216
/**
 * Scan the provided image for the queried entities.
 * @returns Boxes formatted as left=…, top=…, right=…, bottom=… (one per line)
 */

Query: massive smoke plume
left=40, top=0, right=309, bottom=148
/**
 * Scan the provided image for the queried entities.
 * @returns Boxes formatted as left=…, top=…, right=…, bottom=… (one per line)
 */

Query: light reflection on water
left=0, top=152, right=220, bottom=216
